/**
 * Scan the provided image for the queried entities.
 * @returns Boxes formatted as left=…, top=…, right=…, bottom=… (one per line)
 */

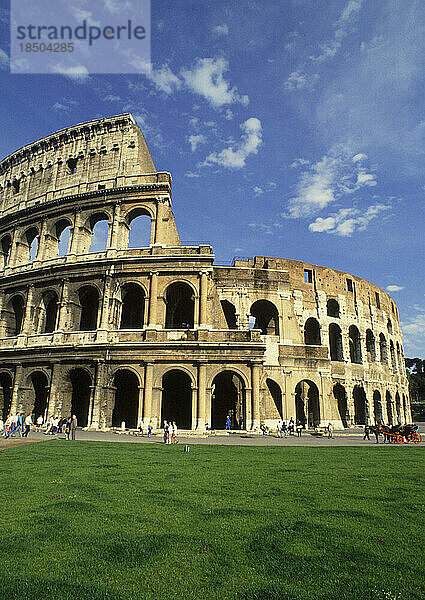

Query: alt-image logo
left=10, top=0, right=151, bottom=75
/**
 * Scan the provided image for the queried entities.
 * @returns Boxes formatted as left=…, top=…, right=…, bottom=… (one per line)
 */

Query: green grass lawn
left=0, top=442, right=424, bottom=600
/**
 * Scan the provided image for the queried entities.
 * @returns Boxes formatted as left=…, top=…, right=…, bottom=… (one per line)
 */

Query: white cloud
left=133, top=112, right=165, bottom=149
left=212, top=24, right=229, bottom=36
left=308, top=203, right=390, bottom=236
left=290, top=158, right=310, bottom=169
left=224, top=109, right=233, bottom=120
left=253, top=186, right=264, bottom=195
left=284, top=70, right=318, bottom=91
left=386, top=285, right=404, bottom=292
left=138, top=62, right=181, bottom=95
left=181, top=57, right=249, bottom=108
left=185, top=171, right=201, bottom=178
left=356, top=171, right=377, bottom=186
left=401, top=308, right=425, bottom=354
left=103, top=0, right=134, bottom=15
left=188, top=134, right=207, bottom=152
left=51, top=64, right=90, bottom=83
left=201, top=117, right=262, bottom=169
left=352, top=153, right=367, bottom=162
left=104, top=94, right=122, bottom=102
left=0, top=48, right=9, bottom=70
left=52, top=98, right=78, bottom=112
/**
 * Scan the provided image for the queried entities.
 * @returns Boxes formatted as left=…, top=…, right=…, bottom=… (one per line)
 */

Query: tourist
left=17, top=413, right=24, bottom=436
left=288, top=417, right=294, bottom=435
left=172, top=421, right=178, bottom=443
left=168, top=421, right=173, bottom=444
left=282, top=421, right=287, bottom=438
left=225, top=415, right=231, bottom=431
left=71, top=415, right=78, bottom=440
left=36, top=415, right=43, bottom=431
left=22, top=413, right=33, bottom=437
left=65, top=417, right=71, bottom=440
left=276, top=421, right=281, bottom=437
left=327, top=423, right=333, bottom=438
left=373, top=425, right=380, bottom=444
left=296, top=423, right=302, bottom=437
left=147, top=421, right=153, bottom=438
left=163, top=420, right=169, bottom=443
left=0, top=418, right=3, bottom=434
left=363, top=425, right=370, bottom=440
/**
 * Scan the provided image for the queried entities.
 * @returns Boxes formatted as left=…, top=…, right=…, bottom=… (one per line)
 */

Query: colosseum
left=0, top=114, right=411, bottom=432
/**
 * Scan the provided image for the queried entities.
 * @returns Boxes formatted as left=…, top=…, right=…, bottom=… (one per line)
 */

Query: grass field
left=0, top=442, right=424, bottom=600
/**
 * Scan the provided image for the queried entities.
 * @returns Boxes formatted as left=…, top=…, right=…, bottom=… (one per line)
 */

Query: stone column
left=191, top=385, right=197, bottom=430
left=196, top=362, right=207, bottom=430
left=199, top=271, right=209, bottom=328
left=251, top=361, right=261, bottom=430
left=10, top=365, right=24, bottom=415
left=137, top=385, right=144, bottom=426
left=148, top=272, right=159, bottom=328
left=90, top=361, right=105, bottom=429
left=108, top=202, right=122, bottom=251
left=36, top=219, right=48, bottom=262
left=57, top=279, right=70, bottom=331
left=99, top=272, right=113, bottom=330
left=143, top=362, right=154, bottom=427
left=22, top=285, right=35, bottom=336
left=68, top=210, right=83, bottom=256
left=47, top=364, right=61, bottom=419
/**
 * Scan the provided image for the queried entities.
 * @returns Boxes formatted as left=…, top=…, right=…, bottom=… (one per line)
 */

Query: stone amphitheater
left=0, top=114, right=411, bottom=431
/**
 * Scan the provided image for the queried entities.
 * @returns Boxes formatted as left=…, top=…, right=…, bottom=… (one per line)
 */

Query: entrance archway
left=112, top=370, right=139, bottom=429
left=250, top=300, right=279, bottom=335
left=211, top=371, right=245, bottom=430
left=333, top=383, right=349, bottom=427
left=353, top=386, right=367, bottom=425
left=120, top=284, right=145, bottom=329
left=373, top=390, right=383, bottom=424
left=295, top=380, right=320, bottom=428
left=161, top=370, right=192, bottom=429
left=30, top=372, right=49, bottom=421
left=165, top=283, right=195, bottom=329
left=70, top=369, right=92, bottom=427
left=0, top=372, right=12, bottom=420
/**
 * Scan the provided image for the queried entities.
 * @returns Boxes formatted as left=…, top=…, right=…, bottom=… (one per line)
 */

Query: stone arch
left=373, top=390, right=383, bottom=424
left=164, top=282, right=195, bottom=329
left=333, top=383, right=349, bottom=427
left=386, top=390, right=393, bottom=425
left=1, top=233, right=12, bottom=267
left=161, top=369, right=192, bottom=429
left=21, top=226, right=40, bottom=263
left=250, top=300, right=279, bottom=335
left=304, top=317, right=321, bottom=345
left=120, top=283, right=145, bottom=329
left=4, top=294, right=25, bottom=336
left=349, top=325, right=362, bottom=363
left=0, top=371, right=13, bottom=420
left=295, top=380, right=320, bottom=428
left=265, top=378, right=283, bottom=420
left=353, top=386, right=367, bottom=425
left=78, top=285, right=100, bottom=331
left=125, top=207, right=153, bottom=249
left=39, top=290, right=59, bottom=333
left=366, top=329, right=376, bottom=362
left=387, top=319, right=393, bottom=334
left=395, top=392, right=402, bottom=424
left=379, top=333, right=388, bottom=363
left=81, top=211, right=111, bottom=254
left=221, top=300, right=237, bottom=329
left=327, top=298, right=340, bottom=318
left=211, top=370, right=246, bottom=430
left=111, top=369, right=139, bottom=429
left=27, top=371, right=49, bottom=421
left=69, top=368, right=92, bottom=428
left=329, top=323, right=343, bottom=361
left=52, top=218, right=73, bottom=257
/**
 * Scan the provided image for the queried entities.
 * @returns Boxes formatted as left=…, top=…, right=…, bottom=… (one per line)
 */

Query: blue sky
left=0, top=0, right=424, bottom=355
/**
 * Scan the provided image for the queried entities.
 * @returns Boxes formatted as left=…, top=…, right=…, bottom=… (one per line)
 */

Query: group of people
left=163, top=420, right=178, bottom=444
left=0, top=413, right=78, bottom=440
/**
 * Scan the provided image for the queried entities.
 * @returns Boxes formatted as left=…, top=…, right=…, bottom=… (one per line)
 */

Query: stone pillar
left=90, top=361, right=105, bottom=429
left=108, top=202, right=122, bottom=251
left=68, top=210, right=83, bottom=255
left=143, top=362, right=154, bottom=427
left=199, top=271, right=209, bottom=328
left=196, top=362, right=207, bottom=430
left=57, top=279, right=70, bottom=331
left=251, top=361, right=261, bottom=430
left=10, top=365, right=24, bottom=415
left=137, top=385, right=144, bottom=426
left=36, top=219, right=49, bottom=262
left=47, top=364, right=61, bottom=419
left=191, top=385, right=197, bottom=430
left=0, top=291, right=5, bottom=337
left=99, top=272, right=113, bottom=330
left=148, top=272, right=159, bottom=328
left=22, top=285, right=35, bottom=336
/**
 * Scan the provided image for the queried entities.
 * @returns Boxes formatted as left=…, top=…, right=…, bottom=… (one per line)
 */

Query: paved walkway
left=3, top=424, right=423, bottom=448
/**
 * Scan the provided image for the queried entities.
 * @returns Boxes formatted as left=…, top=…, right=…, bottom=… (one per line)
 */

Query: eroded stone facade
left=0, top=114, right=411, bottom=430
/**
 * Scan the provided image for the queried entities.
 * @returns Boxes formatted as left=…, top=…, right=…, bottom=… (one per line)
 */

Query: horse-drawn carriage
left=379, top=424, right=422, bottom=444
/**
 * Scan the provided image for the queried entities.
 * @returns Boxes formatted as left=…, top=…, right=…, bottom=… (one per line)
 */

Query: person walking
left=163, top=420, right=169, bottom=443
left=327, top=422, right=333, bottom=439
left=71, top=415, right=78, bottom=440
left=296, top=423, right=302, bottom=437
left=147, top=421, right=153, bottom=438
left=172, top=421, right=178, bottom=443
left=363, top=425, right=370, bottom=441
left=22, top=413, right=33, bottom=437
left=168, top=421, right=173, bottom=444
left=288, top=417, right=294, bottom=435
left=282, top=421, right=287, bottom=438
left=65, top=417, right=71, bottom=440
left=373, top=425, right=380, bottom=444
left=225, top=415, right=231, bottom=431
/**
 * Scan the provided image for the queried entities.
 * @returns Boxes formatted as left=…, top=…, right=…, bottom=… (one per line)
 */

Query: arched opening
left=333, top=383, right=349, bottom=427
left=78, top=286, right=99, bottom=331
left=353, top=386, right=367, bottom=425
left=25, top=227, right=39, bottom=262
left=221, top=300, right=237, bottom=329
left=30, top=371, right=49, bottom=421
left=379, top=334, right=387, bottom=364
left=387, top=319, right=393, bottom=334
left=88, top=214, right=110, bottom=253
left=4, top=295, right=24, bottom=336
left=66, top=157, right=78, bottom=174
left=327, top=299, right=340, bottom=318
left=127, top=210, right=152, bottom=248
left=373, top=390, right=383, bottom=424
left=0, top=372, right=12, bottom=420
left=304, top=317, right=321, bottom=345
left=250, top=300, right=279, bottom=335
left=211, top=371, right=245, bottom=430
left=349, top=325, right=362, bottom=363
left=70, top=368, right=91, bottom=428
left=390, top=340, right=397, bottom=371
left=55, top=219, right=72, bottom=257
left=366, top=329, right=376, bottom=362
left=266, top=378, right=283, bottom=420
left=329, top=323, right=343, bottom=361
left=1, top=234, right=12, bottom=267
left=112, top=370, right=139, bottom=429
left=120, top=284, right=145, bottom=329
left=395, top=392, right=401, bottom=424
left=41, top=291, right=59, bottom=333
left=386, top=391, right=393, bottom=425
left=165, top=282, right=195, bottom=329
left=161, top=370, right=192, bottom=429
left=295, top=380, right=320, bottom=428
